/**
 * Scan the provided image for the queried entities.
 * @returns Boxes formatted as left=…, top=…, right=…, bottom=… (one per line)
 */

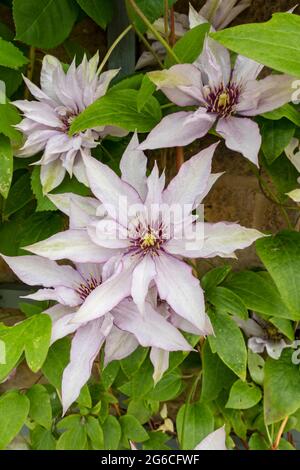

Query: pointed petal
left=41, top=160, right=66, bottom=193
left=148, top=65, right=203, bottom=107
left=232, top=55, right=264, bottom=84
left=61, top=317, right=112, bottom=414
left=139, top=110, right=215, bottom=150
left=131, top=255, right=157, bottom=311
left=163, top=142, right=219, bottom=208
left=285, top=137, right=300, bottom=173
left=112, top=299, right=193, bottom=351
left=150, top=347, right=169, bottom=384
left=25, top=229, right=115, bottom=263
left=72, top=259, right=136, bottom=324
left=154, top=254, right=211, bottom=334
left=120, top=132, right=147, bottom=200
left=197, top=37, right=231, bottom=88
left=1, top=254, right=82, bottom=288
left=104, top=326, right=139, bottom=366
left=40, top=55, right=62, bottom=102
left=216, top=116, right=261, bottom=166
left=83, top=153, right=141, bottom=224
left=239, top=74, right=295, bottom=116
left=47, top=193, right=99, bottom=218
left=195, top=427, right=227, bottom=450
left=22, top=286, right=81, bottom=307
left=199, top=222, right=265, bottom=258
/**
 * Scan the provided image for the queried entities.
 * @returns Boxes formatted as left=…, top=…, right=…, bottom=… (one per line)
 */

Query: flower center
left=76, top=276, right=101, bottom=301
left=57, top=108, right=77, bottom=133
left=141, top=231, right=158, bottom=249
left=205, top=83, right=240, bottom=118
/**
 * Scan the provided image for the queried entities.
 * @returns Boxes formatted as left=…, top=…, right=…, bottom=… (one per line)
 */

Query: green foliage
left=0, top=134, right=13, bottom=198
left=176, top=401, right=214, bottom=450
left=13, top=0, right=79, bottom=48
left=261, top=118, right=295, bottom=164
left=0, top=391, right=30, bottom=450
left=75, top=0, right=113, bottom=29
left=208, top=309, right=247, bottom=380
left=212, top=13, right=300, bottom=76
left=0, top=38, right=28, bottom=69
left=226, top=380, right=262, bottom=410
left=70, top=89, right=162, bottom=134
left=165, top=23, right=210, bottom=67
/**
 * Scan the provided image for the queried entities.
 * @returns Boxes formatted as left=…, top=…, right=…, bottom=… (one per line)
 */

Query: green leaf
left=127, top=399, right=153, bottom=424
left=224, top=270, right=295, bottom=320
left=77, top=384, right=92, bottom=409
left=143, top=431, right=170, bottom=450
left=201, top=265, right=232, bottom=292
left=261, top=118, right=295, bottom=164
left=75, top=0, right=113, bottom=29
left=147, top=369, right=183, bottom=401
left=165, top=23, right=210, bottom=67
left=226, top=380, right=262, bottom=410
left=120, top=347, right=148, bottom=377
left=262, top=104, right=300, bottom=128
left=0, top=314, right=51, bottom=380
left=176, top=401, right=214, bottom=450
left=85, top=416, right=104, bottom=450
left=248, top=349, right=265, bottom=386
left=26, top=384, right=52, bottom=429
left=211, top=13, right=300, bottom=76
left=126, top=0, right=177, bottom=34
left=119, top=359, right=154, bottom=398
left=102, top=415, right=121, bottom=450
left=42, top=337, right=71, bottom=390
left=0, top=134, right=13, bottom=198
left=0, top=38, right=28, bottom=69
left=4, top=172, right=33, bottom=218
left=208, top=310, right=247, bottom=380
left=13, top=0, right=78, bottom=49
left=201, top=341, right=235, bottom=402
left=256, top=231, right=300, bottom=319
left=264, top=349, right=300, bottom=424
left=137, top=75, right=156, bottom=112
left=70, top=89, right=162, bottom=134
left=119, top=414, right=149, bottom=443
left=101, top=361, right=120, bottom=389
left=249, top=433, right=269, bottom=450
left=0, top=390, right=30, bottom=450
left=0, top=103, right=22, bottom=143
left=24, top=314, right=52, bottom=372
left=56, top=424, right=87, bottom=450
left=31, top=426, right=56, bottom=450
left=0, top=66, right=23, bottom=97
left=261, top=152, right=299, bottom=200
left=207, top=286, right=248, bottom=320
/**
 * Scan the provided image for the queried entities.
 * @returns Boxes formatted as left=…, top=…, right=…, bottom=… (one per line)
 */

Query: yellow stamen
left=141, top=232, right=157, bottom=249
left=218, top=92, right=229, bottom=109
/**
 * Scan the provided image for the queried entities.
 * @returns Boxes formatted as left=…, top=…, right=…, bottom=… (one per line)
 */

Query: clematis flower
left=13, top=53, right=127, bottom=193
left=235, top=315, right=291, bottom=360
left=136, top=1, right=252, bottom=70
left=24, top=134, right=264, bottom=336
left=1, top=254, right=193, bottom=414
left=139, top=37, right=295, bottom=166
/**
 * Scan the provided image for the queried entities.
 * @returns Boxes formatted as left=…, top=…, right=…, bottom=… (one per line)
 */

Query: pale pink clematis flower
left=24, top=134, right=264, bottom=335
left=1, top=253, right=193, bottom=414
left=13, top=53, right=126, bottom=193
left=139, top=37, right=295, bottom=166
left=136, top=1, right=252, bottom=70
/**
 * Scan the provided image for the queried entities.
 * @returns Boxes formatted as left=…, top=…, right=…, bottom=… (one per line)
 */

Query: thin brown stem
left=24, top=46, right=36, bottom=99
left=169, top=7, right=176, bottom=47
left=272, top=416, right=289, bottom=450
left=176, top=146, right=184, bottom=172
